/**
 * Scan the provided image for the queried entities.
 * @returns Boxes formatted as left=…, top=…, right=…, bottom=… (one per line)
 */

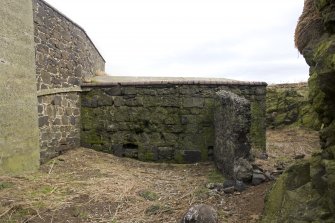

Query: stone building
left=0, top=0, right=267, bottom=175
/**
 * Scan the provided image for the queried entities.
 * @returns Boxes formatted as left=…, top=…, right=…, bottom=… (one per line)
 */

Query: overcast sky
left=44, top=0, right=307, bottom=83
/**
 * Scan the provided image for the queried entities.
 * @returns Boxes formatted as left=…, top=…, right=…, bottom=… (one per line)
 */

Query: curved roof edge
left=37, top=0, right=105, bottom=62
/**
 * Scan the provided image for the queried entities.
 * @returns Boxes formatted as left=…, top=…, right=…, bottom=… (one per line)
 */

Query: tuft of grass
left=73, top=207, right=89, bottom=218
left=145, top=204, right=173, bottom=216
left=145, top=204, right=161, bottom=215
left=138, top=190, right=159, bottom=201
left=0, top=182, right=14, bottom=190
left=29, top=185, right=54, bottom=197
left=194, top=186, right=210, bottom=200
left=207, top=169, right=225, bottom=183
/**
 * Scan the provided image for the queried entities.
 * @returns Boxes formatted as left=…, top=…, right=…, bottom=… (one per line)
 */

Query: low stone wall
left=81, top=80, right=266, bottom=163
left=32, top=0, right=105, bottom=162
left=214, top=91, right=251, bottom=180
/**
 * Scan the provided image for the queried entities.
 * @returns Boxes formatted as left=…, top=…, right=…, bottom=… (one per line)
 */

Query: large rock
left=261, top=160, right=335, bottom=222
left=233, top=158, right=253, bottom=182
left=181, top=204, right=218, bottom=223
left=214, top=90, right=252, bottom=180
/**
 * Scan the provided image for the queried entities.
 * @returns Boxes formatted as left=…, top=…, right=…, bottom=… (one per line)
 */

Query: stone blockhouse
left=0, top=0, right=267, bottom=174
left=81, top=76, right=266, bottom=164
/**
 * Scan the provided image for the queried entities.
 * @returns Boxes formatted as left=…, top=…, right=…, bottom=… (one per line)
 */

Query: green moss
left=174, top=151, right=184, bottom=163
left=326, top=146, right=335, bottom=158
left=315, top=38, right=333, bottom=58
left=261, top=173, right=290, bottom=222
left=285, top=161, right=311, bottom=190
left=138, top=150, right=156, bottom=162
left=309, top=72, right=326, bottom=115
left=273, top=113, right=287, bottom=125
left=40, top=185, right=53, bottom=194
left=250, top=101, right=266, bottom=151
left=267, top=84, right=320, bottom=130
left=316, top=0, right=330, bottom=10
left=207, top=169, right=225, bottom=183
left=262, top=157, right=335, bottom=222
left=81, top=132, right=102, bottom=145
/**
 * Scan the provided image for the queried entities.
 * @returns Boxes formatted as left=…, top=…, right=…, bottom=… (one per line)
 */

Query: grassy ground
left=0, top=127, right=320, bottom=223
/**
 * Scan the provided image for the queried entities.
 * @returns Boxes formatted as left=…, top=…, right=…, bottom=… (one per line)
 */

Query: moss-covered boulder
left=266, top=83, right=320, bottom=130
left=262, top=158, right=335, bottom=222
left=261, top=0, right=335, bottom=222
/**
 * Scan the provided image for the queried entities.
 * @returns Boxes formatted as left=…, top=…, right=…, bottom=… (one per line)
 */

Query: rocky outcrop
left=262, top=0, right=335, bottom=222
left=266, top=83, right=320, bottom=130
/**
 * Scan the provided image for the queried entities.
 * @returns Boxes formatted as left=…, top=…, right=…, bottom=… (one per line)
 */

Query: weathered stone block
left=105, top=86, right=122, bottom=96
left=182, top=150, right=202, bottom=163
left=124, top=149, right=138, bottom=158
left=123, top=87, right=137, bottom=95
left=234, top=158, right=253, bottom=182
left=111, top=144, right=123, bottom=157
left=38, top=116, right=49, bottom=127
left=157, top=147, right=175, bottom=161
left=124, top=97, right=143, bottom=107
left=181, top=204, right=218, bottom=223
left=160, top=97, right=180, bottom=107
left=214, top=90, right=252, bottom=180
left=52, top=95, right=62, bottom=106
left=183, top=97, right=205, bottom=108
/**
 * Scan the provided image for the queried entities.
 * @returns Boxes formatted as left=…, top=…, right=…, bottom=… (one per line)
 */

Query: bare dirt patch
left=0, top=127, right=320, bottom=223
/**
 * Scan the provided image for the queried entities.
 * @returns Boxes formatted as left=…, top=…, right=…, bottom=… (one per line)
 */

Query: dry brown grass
left=261, top=127, right=320, bottom=170
left=0, top=149, right=221, bottom=223
left=295, top=0, right=324, bottom=53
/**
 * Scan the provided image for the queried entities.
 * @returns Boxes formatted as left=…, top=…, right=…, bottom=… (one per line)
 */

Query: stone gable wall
left=81, top=83, right=266, bottom=163
left=32, top=0, right=105, bottom=162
